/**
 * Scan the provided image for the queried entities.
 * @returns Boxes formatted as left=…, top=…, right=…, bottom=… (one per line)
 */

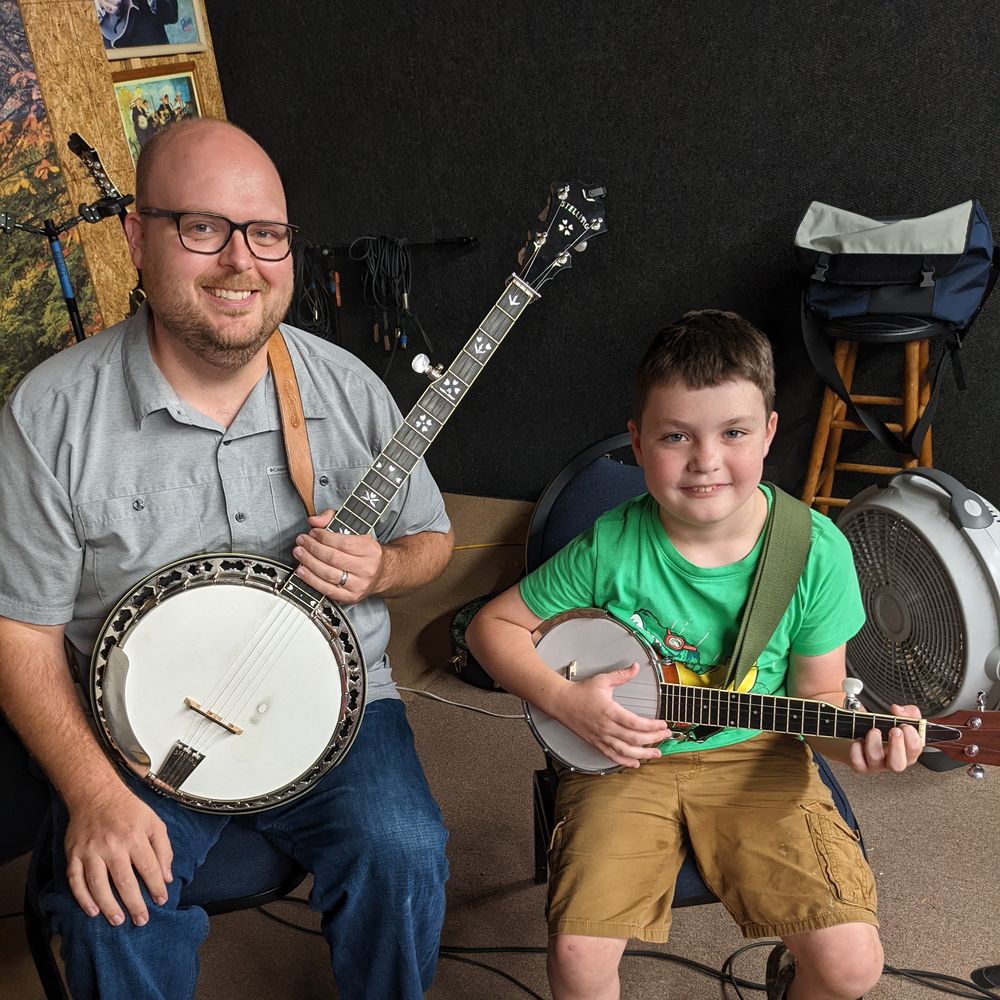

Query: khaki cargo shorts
left=547, top=732, right=878, bottom=942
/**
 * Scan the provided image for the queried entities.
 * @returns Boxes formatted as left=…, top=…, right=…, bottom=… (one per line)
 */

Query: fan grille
left=842, top=508, right=964, bottom=714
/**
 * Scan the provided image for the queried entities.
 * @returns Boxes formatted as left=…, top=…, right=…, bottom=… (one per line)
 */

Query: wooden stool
left=801, top=314, right=948, bottom=514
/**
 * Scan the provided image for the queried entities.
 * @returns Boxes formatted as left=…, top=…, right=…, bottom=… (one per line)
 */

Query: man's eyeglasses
left=139, top=208, right=298, bottom=261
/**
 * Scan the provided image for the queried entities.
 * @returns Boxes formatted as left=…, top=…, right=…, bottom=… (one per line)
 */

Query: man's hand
left=292, top=509, right=386, bottom=604
left=553, top=663, right=672, bottom=769
left=64, top=783, right=173, bottom=927
left=848, top=703, right=923, bottom=773
left=292, top=509, right=453, bottom=604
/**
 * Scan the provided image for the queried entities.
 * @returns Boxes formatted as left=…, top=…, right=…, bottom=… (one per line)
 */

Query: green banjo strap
left=722, top=484, right=814, bottom=692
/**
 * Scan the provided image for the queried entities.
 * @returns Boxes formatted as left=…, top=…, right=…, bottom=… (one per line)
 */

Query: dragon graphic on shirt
left=628, top=607, right=758, bottom=693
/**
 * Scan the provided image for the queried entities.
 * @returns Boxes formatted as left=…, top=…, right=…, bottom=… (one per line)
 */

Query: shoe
left=765, top=944, right=795, bottom=1000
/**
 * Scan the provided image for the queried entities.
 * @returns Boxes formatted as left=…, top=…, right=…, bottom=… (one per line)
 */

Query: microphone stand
left=0, top=193, right=133, bottom=344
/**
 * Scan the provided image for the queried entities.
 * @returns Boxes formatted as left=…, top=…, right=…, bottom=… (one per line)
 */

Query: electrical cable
left=436, top=953, right=546, bottom=1000
left=287, top=237, right=339, bottom=343
left=398, top=686, right=525, bottom=719
left=882, top=965, right=1000, bottom=999
left=254, top=897, right=997, bottom=999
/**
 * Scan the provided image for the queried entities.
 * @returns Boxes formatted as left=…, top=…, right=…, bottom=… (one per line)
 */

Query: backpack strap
left=723, top=484, right=813, bottom=692
left=801, top=250, right=1000, bottom=459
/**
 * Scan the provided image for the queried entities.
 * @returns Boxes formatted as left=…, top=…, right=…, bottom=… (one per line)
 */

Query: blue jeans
left=44, top=699, right=449, bottom=999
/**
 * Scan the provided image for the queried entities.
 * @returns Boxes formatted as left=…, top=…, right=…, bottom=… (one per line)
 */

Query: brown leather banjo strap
left=266, top=330, right=316, bottom=517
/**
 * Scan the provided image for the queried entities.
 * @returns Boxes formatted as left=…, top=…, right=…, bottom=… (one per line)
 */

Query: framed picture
left=97, top=0, right=207, bottom=60
left=112, top=62, right=201, bottom=164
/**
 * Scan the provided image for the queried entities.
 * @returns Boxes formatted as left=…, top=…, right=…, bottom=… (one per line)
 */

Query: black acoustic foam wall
left=206, top=1, right=1000, bottom=504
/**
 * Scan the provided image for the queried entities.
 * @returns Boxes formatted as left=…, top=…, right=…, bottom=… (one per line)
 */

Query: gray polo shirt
left=0, top=307, right=450, bottom=702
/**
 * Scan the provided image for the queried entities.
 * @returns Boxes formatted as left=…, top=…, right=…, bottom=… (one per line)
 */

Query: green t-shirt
left=519, top=486, right=866, bottom=754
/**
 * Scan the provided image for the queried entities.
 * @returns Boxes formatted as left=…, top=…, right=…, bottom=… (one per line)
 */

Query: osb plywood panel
left=18, top=0, right=226, bottom=328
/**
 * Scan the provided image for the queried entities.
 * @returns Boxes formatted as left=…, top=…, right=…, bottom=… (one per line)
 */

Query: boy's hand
left=555, top=662, right=672, bottom=768
left=848, top=703, right=923, bottom=773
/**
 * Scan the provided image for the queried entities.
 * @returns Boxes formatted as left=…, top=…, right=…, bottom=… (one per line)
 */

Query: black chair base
left=971, top=964, right=1000, bottom=989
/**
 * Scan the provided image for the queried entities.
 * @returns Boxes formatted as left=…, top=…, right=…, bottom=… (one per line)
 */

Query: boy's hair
left=633, top=309, right=775, bottom=422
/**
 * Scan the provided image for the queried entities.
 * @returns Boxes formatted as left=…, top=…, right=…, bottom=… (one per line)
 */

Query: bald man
left=0, top=119, right=454, bottom=999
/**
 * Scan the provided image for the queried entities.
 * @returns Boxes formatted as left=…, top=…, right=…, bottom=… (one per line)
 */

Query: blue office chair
left=524, top=433, right=866, bottom=897
left=9, top=722, right=307, bottom=999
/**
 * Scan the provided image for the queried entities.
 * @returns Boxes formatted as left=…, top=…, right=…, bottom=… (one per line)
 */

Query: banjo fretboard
left=662, top=684, right=950, bottom=741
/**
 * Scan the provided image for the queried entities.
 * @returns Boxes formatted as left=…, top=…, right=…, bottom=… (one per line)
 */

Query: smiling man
left=0, top=119, right=454, bottom=1000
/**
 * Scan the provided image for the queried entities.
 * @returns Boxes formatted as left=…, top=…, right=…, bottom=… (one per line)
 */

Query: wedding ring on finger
left=337, top=569, right=349, bottom=588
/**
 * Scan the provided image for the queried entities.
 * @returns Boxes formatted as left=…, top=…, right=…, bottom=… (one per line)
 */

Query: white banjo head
left=91, top=553, right=365, bottom=812
left=529, top=610, right=662, bottom=774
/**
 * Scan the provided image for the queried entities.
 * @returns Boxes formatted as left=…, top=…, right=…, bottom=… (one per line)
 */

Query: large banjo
left=90, top=181, right=607, bottom=813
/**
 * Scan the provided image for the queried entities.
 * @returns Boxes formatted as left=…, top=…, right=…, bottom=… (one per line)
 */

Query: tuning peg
left=967, top=764, right=986, bottom=779
left=411, top=353, right=443, bottom=381
left=573, top=241, right=588, bottom=253
left=842, top=677, right=864, bottom=710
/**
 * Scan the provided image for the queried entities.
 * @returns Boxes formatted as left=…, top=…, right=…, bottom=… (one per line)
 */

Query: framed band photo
left=97, top=0, right=207, bottom=61
left=112, top=62, right=201, bottom=164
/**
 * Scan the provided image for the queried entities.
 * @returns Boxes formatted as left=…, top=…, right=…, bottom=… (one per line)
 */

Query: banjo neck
left=660, top=682, right=936, bottom=742
left=279, top=275, right=540, bottom=610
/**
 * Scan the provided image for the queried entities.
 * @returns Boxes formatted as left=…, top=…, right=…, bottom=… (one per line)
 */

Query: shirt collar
left=121, top=304, right=186, bottom=426
left=121, top=308, right=328, bottom=433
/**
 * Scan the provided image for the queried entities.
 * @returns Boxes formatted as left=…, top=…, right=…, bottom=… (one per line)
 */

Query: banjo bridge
left=184, top=697, right=244, bottom=735
left=151, top=741, right=206, bottom=792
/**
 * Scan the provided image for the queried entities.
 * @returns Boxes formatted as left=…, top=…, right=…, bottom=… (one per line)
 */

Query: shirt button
left=234, top=512, right=246, bottom=522
left=222, top=440, right=232, bottom=446
left=132, top=499, right=145, bottom=511
left=319, top=475, right=329, bottom=486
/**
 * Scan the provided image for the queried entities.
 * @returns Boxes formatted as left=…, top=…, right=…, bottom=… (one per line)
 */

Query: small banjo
left=90, top=182, right=608, bottom=813
left=529, top=609, right=1000, bottom=774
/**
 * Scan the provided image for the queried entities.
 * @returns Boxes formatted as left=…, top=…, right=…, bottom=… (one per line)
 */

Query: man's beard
left=144, top=275, right=292, bottom=370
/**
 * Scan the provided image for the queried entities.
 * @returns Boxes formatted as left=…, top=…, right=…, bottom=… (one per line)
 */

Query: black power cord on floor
left=254, top=898, right=1000, bottom=999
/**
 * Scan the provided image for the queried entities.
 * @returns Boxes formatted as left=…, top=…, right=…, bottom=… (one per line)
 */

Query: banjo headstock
left=516, top=181, right=607, bottom=292
left=927, top=708, right=1000, bottom=768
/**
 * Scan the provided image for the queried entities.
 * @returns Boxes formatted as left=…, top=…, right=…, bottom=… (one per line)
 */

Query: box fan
left=837, top=469, right=1000, bottom=766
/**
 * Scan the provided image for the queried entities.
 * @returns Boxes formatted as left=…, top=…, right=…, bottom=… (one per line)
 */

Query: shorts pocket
left=803, top=802, right=877, bottom=911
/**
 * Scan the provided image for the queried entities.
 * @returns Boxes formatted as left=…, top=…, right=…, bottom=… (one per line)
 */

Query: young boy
left=466, top=309, right=923, bottom=1000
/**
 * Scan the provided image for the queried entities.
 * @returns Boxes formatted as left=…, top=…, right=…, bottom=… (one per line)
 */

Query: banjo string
left=182, top=599, right=309, bottom=752
left=212, top=605, right=317, bottom=739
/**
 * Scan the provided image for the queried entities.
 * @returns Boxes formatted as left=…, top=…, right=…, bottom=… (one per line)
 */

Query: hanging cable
left=348, top=234, right=433, bottom=375
left=287, top=237, right=340, bottom=343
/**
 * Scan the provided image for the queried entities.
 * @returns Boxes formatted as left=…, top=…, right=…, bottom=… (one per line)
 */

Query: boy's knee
left=789, top=924, right=883, bottom=998
left=548, top=934, right=624, bottom=995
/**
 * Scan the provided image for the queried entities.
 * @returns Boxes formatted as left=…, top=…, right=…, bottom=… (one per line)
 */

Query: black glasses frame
left=139, top=208, right=298, bottom=261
